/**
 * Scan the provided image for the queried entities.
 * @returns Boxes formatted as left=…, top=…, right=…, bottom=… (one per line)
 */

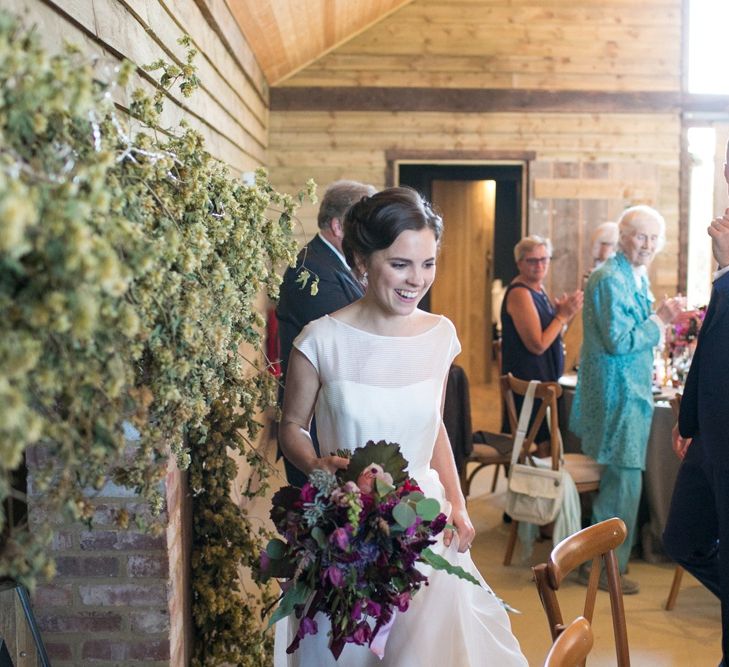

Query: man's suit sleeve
left=678, top=341, right=699, bottom=438
left=678, top=271, right=729, bottom=438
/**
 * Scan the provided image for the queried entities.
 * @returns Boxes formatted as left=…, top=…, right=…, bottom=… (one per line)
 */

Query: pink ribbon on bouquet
left=369, top=612, right=397, bottom=660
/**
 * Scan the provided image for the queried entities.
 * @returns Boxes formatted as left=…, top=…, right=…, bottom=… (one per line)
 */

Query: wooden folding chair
left=461, top=340, right=511, bottom=497
left=533, top=517, right=630, bottom=667
left=461, top=431, right=512, bottom=497
left=501, top=373, right=603, bottom=565
left=544, top=616, right=594, bottom=667
left=665, top=393, right=684, bottom=611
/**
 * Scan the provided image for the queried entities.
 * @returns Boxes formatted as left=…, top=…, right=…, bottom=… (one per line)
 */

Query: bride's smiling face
left=363, top=228, right=437, bottom=316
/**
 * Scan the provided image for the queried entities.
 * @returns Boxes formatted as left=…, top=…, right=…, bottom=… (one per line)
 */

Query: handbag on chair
left=504, top=380, right=566, bottom=526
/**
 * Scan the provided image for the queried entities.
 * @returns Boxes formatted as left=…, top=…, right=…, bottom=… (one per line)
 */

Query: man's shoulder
left=281, top=238, right=337, bottom=288
left=294, top=236, right=345, bottom=276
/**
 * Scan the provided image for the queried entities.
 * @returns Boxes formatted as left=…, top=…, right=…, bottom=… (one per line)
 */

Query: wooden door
left=430, top=180, right=496, bottom=383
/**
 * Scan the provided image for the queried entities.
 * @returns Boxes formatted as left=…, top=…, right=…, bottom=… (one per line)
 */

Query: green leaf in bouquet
left=420, top=547, right=481, bottom=587
left=268, top=581, right=312, bottom=628
left=375, top=477, right=396, bottom=496
left=266, top=538, right=287, bottom=560
left=404, top=491, right=425, bottom=503
left=392, top=501, right=417, bottom=528
left=311, top=526, right=327, bottom=548
left=338, top=440, right=409, bottom=486
left=415, top=498, right=441, bottom=521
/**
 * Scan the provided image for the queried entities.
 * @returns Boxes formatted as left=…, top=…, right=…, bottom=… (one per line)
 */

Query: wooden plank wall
left=269, top=0, right=683, bottom=297
left=281, top=0, right=681, bottom=92
left=269, top=110, right=681, bottom=298
left=8, top=0, right=268, bottom=174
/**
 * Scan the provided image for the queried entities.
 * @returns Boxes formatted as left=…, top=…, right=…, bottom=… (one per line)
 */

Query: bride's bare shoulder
left=328, top=302, right=359, bottom=324
left=413, top=310, right=445, bottom=332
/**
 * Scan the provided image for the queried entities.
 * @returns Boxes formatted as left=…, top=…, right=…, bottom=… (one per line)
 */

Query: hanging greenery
left=0, top=10, right=312, bottom=665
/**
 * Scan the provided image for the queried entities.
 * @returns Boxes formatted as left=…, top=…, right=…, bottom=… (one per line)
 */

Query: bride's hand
left=309, top=455, right=350, bottom=475
left=444, top=507, right=476, bottom=553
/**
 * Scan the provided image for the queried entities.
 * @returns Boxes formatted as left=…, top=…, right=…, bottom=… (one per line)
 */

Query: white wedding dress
left=274, top=315, right=527, bottom=667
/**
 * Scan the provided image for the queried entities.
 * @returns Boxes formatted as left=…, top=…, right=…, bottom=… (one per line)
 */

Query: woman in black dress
left=500, top=235, right=583, bottom=444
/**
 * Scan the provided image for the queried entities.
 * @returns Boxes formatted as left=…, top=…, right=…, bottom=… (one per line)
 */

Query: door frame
left=389, top=151, right=533, bottom=384
left=385, top=149, right=534, bottom=237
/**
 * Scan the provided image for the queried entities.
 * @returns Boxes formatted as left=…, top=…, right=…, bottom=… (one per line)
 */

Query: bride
left=277, top=187, right=527, bottom=666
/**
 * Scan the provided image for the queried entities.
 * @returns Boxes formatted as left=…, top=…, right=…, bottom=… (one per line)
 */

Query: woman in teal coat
left=570, top=205, right=684, bottom=593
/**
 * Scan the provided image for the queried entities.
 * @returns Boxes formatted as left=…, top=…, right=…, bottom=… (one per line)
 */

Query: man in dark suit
left=664, top=140, right=729, bottom=667
left=276, top=180, right=376, bottom=485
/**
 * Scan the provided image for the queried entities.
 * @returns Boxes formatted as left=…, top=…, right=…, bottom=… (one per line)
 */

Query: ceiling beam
left=271, top=86, right=729, bottom=115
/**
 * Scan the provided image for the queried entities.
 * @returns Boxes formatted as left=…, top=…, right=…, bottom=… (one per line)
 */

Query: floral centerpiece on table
left=662, top=306, right=707, bottom=386
left=257, top=440, right=480, bottom=659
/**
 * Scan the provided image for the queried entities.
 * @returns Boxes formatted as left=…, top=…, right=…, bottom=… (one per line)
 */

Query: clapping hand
left=554, top=289, right=584, bottom=323
left=656, top=295, right=686, bottom=324
left=709, top=209, right=729, bottom=268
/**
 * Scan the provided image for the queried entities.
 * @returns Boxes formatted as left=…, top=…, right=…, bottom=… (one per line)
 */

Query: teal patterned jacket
left=569, top=251, right=660, bottom=469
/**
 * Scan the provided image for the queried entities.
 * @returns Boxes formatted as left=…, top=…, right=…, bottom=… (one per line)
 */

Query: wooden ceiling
left=228, top=0, right=414, bottom=86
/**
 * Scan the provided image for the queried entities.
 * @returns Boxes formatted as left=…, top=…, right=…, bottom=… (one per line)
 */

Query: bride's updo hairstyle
left=342, top=186, right=443, bottom=277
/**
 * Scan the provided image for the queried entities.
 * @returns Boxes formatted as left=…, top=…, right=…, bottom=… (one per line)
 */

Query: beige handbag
left=504, top=380, right=566, bottom=526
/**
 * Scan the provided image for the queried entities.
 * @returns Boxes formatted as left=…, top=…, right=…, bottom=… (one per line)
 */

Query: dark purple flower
left=325, top=565, right=344, bottom=587
left=351, top=599, right=363, bottom=621
left=299, top=616, right=318, bottom=637
left=330, top=526, right=350, bottom=550
left=300, top=483, right=317, bottom=503
left=359, top=493, right=375, bottom=515
left=405, top=516, right=423, bottom=536
left=365, top=599, right=381, bottom=616
left=429, top=513, right=447, bottom=534
left=394, top=592, right=411, bottom=612
left=350, top=621, right=372, bottom=645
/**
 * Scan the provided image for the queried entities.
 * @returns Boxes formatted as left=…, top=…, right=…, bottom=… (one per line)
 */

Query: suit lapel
left=309, top=235, right=364, bottom=299
left=697, top=283, right=725, bottom=338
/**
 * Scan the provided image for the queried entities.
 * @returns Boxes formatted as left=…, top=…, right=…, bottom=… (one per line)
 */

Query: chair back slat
left=533, top=518, right=630, bottom=667
left=603, top=550, right=630, bottom=666
left=581, top=555, right=601, bottom=625
left=500, top=373, right=562, bottom=470
left=533, top=563, right=564, bottom=636
left=549, top=519, right=627, bottom=585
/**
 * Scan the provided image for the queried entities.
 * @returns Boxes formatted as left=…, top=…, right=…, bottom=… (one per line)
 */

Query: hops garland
left=0, top=11, right=311, bottom=665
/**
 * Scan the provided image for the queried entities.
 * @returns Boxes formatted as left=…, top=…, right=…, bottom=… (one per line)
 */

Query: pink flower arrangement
left=664, top=306, right=706, bottom=385
left=257, top=440, right=478, bottom=660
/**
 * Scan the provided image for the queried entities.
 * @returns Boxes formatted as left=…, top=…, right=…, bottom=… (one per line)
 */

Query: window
left=688, top=0, right=729, bottom=94
left=686, top=127, right=716, bottom=307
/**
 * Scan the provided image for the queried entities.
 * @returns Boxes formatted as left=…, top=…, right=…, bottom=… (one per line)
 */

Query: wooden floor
left=467, top=381, right=721, bottom=667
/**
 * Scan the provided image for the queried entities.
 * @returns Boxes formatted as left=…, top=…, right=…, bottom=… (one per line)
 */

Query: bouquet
left=258, top=440, right=479, bottom=659
left=661, top=306, right=706, bottom=386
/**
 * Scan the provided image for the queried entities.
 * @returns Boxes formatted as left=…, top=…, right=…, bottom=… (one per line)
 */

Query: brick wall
left=27, top=432, right=192, bottom=667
